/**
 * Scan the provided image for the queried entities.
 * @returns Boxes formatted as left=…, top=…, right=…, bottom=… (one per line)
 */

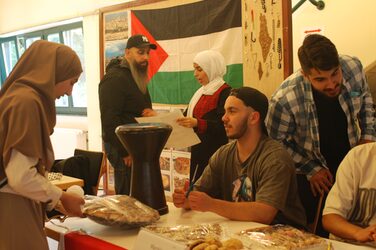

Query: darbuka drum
left=115, top=123, right=172, bottom=215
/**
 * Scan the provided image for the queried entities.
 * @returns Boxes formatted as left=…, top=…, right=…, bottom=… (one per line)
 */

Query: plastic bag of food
left=235, top=224, right=329, bottom=250
left=82, top=195, right=160, bottom=228
left=142, top=224, right=245, bottom=249
left=144, top=223, right=226, bottom=244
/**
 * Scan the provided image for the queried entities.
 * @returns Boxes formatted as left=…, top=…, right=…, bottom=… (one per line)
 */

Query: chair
left=73, top=149, right=106, bottom=196
left=296, top=172, right=325, bottom=234
left=310, top=192, right=324, bottom=234
left=45, top=150, right=106, bottom=241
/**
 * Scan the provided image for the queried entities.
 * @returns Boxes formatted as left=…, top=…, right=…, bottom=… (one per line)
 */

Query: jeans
left=104, top=142, right=131, bottom=195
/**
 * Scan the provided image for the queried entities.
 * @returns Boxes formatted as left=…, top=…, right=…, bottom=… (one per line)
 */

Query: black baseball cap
left=230, top=87, right=269, bottom=135
left=126, top=34, right=157, bottom=50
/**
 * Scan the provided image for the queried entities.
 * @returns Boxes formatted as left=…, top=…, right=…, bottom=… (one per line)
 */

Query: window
left=0, top=21, right=86, bottom=115
left=0, top=37, right=18, bottom=84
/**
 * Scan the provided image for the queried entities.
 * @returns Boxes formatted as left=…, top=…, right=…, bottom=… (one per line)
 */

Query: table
left=51, top=175, right=84, bottom=190
left=45, top=203, right=375, bottom=250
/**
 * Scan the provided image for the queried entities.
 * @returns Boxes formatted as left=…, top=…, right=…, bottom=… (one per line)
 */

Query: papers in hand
left=135, top=109, right=201, bottom=149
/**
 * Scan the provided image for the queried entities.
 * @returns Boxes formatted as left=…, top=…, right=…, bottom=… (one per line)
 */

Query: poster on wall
left=159, top=149, right=191, bottom=202
left=160, top=149, right=172, bottom=201
left=242, top=0, right=292, bottom=98
left=103, top=10, right=129, bottom=70
left=172, top=150, right=190, bottom=196
left=244, top=0, right=283, bottom=81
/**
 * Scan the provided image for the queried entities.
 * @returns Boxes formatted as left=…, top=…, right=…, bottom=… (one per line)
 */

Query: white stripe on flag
left=157, top=27, right=242, bottom=72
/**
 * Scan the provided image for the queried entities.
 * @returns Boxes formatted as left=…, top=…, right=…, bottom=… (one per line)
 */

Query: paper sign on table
left=134, top=228, right=186, bottom=250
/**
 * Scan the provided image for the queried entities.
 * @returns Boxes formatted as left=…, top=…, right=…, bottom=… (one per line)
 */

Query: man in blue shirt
left=266, top=34, right=376, bottom=235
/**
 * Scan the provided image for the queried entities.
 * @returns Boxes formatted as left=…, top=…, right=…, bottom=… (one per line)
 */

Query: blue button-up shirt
left=266, top=55, right=376, bottom=179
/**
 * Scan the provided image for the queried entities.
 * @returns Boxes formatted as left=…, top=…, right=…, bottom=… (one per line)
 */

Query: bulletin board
left=99, top=0, right=292, bottom=101
left=242, top=0, right=292, bottom=98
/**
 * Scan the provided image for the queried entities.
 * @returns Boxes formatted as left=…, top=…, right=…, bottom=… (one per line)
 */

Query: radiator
left=50, top=128, right=88, bottom=159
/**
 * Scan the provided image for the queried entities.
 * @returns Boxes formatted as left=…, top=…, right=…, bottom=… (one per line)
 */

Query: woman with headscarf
left=177, top=50, right=231, bottom=184
left=0, top=40, right=84, bottom=250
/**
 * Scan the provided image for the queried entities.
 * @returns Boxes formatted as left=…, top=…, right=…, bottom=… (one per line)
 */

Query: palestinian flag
left=130, top=0, right=243, bottom=104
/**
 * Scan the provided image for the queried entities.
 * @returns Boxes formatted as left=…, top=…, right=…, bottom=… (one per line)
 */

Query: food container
left=235, top=225, right=329, bottom=250
left=82, top=195, right=160, bottom=228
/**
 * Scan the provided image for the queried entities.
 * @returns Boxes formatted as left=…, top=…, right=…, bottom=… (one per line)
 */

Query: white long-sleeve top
left=0, top=149, right=62, bottom=208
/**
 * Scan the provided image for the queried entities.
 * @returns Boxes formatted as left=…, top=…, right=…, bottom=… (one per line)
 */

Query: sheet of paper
left=135, top=109, right=201, bottom=149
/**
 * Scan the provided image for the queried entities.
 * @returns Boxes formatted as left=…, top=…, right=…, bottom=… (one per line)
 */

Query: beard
left=313, top=83, right=341, bottom=100
left=128, top=58, right=149, bottom=94
left=225, top=117, right=249, bottom=140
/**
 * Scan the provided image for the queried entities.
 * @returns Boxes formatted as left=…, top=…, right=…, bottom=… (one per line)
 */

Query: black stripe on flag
left=132, top=0, right=241, bottom=40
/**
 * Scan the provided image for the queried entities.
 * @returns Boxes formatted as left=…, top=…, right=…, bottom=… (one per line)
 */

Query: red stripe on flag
left=130, top=11, right=168, bottom=80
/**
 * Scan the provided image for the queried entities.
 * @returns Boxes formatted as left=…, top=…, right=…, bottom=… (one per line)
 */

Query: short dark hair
left=298, top=34, right=339, bottom=74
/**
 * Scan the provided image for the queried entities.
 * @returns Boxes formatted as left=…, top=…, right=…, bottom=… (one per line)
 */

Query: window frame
left=0, top=36, right=19, bottom=84
left=0, top=22, right=86, bottom=116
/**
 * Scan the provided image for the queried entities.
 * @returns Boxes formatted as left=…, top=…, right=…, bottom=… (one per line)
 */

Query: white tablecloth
left=45, top=203, right=375, bottom=250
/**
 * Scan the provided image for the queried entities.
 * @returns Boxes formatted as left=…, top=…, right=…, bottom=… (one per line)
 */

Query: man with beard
left=172, top=87, right=307, bottom=229
left=266, top=34, right=376, bottom=236
left=99, top=34, right=157, bottom=194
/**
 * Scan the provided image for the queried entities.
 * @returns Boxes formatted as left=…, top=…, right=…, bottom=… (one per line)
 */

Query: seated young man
left=323, top=143, right=376, bottom=245
left=173, top=87, right=307, bottom=229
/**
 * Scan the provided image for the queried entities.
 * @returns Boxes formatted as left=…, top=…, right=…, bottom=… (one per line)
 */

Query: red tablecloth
left=64, top=231, right=127, bottom=250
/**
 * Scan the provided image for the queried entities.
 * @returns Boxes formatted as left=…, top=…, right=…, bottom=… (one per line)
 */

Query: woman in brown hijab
left=0, top=40, right=84, bottom=250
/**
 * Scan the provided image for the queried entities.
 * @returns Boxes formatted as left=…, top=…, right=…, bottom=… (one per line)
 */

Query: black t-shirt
left=312, top=87, right=350, bottom=176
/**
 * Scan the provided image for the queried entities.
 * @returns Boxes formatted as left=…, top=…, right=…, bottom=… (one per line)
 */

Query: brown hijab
left=0, top=40, right=82, bottom=185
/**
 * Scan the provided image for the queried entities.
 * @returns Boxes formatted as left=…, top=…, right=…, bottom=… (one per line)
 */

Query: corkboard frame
left=282, top=0, right=293, bottom=79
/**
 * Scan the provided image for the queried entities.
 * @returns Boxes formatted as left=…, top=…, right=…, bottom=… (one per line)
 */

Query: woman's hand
left=59, top=192, right=85, bottom=217
left=142, top=108, right=157, bottom=117
left=176, top=117, right=198, bottom=128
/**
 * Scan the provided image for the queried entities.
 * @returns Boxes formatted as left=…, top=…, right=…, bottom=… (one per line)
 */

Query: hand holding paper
left=135, top=109, right=201, bottom=149
left=176, top=117, right=198, bottom=128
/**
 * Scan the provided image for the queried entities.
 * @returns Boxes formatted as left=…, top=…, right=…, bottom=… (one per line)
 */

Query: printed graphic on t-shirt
left=349, top=188, right=376, bottom=227
left=232, top=174, right=253, bottom=202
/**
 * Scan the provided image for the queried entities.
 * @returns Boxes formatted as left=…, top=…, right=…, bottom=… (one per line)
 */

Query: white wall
left=291, top=0, right=376, bottom=71
left=83, top=14, right=102, bottom=151
left=1, top=0, right=376, bottom=152
left=0, top=0, right=133, bottom=34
